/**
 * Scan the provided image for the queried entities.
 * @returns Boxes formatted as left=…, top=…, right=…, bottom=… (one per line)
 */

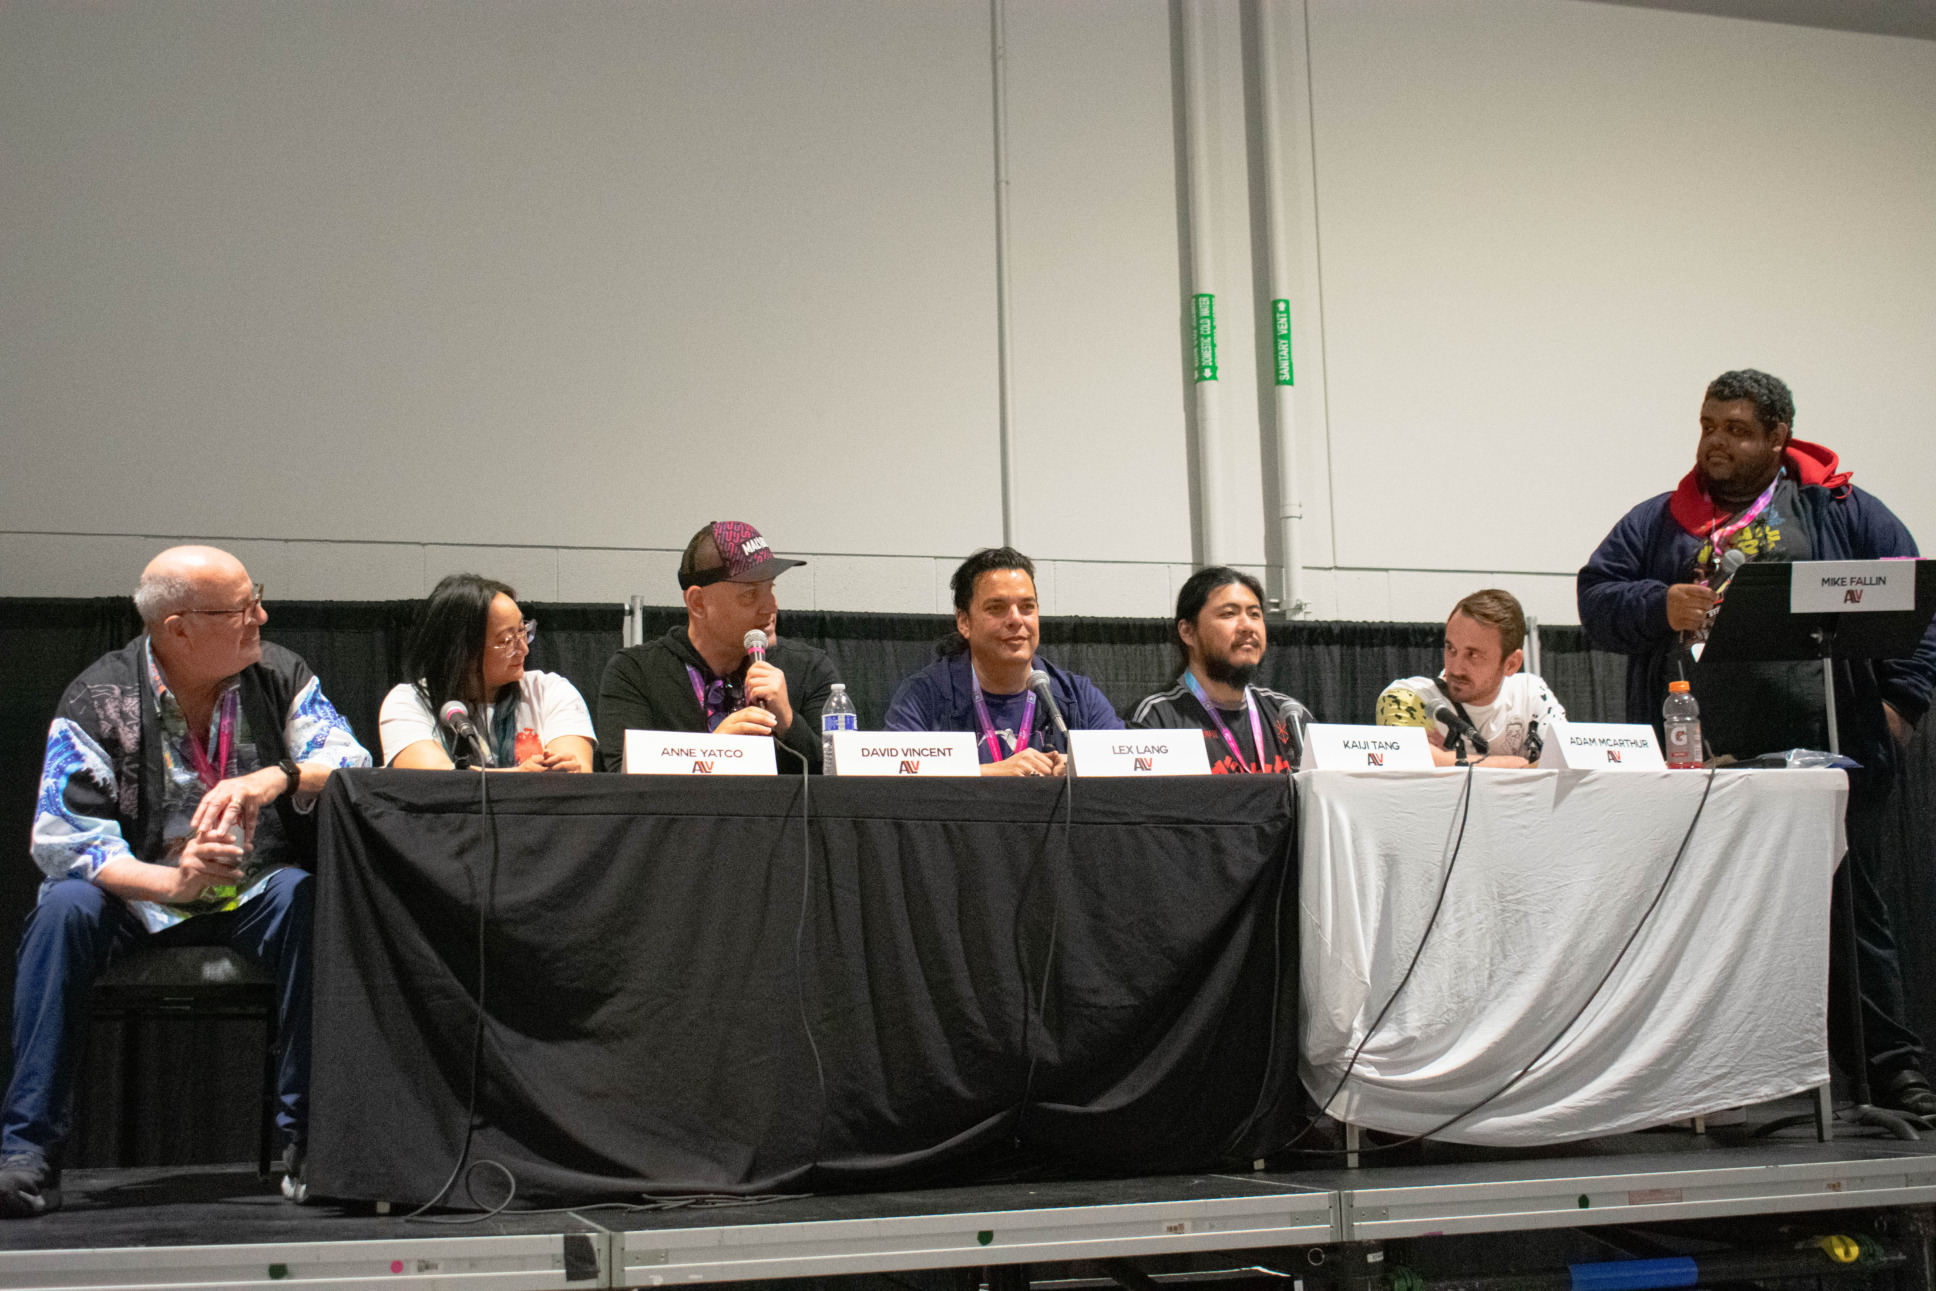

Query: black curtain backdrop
left=0, top=595, right=1928, bottom=1166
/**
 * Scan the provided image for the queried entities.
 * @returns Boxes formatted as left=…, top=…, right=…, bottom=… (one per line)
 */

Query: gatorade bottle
left=1663, top=680, right=1703, bottom=769
left=821, top=683, right=857, bottom=774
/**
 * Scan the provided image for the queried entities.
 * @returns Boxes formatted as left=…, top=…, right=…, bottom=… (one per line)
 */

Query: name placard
left=830, top=731, right=980, bottom=777
left=1298, top=724, right=1434, bottom=771
left=623, top=730, right=779, bottom=776
left=1790, top=560, right=1914, bottom=614
left=1067, top=729, right=1212, bottom=777
left=1537, top=721, right=1666, bottom=771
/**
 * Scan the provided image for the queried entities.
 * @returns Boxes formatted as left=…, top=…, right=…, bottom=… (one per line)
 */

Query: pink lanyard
left=970, top=665, right=1036, bottom=763
left=1701, top=471, right=1782, bottom=564
left=1182, top=671, right=1266, bottom=773
left=182, top=688, right=239, bottom=791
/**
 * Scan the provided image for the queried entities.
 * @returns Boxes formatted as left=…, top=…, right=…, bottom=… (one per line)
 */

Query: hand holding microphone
left=730, top=628, right=793, bottom=737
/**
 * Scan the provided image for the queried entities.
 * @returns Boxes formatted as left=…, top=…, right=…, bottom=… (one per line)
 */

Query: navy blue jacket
left=883, top=651, right=1123, bottom=761
left=1578, top=480, right=1935, bottom=769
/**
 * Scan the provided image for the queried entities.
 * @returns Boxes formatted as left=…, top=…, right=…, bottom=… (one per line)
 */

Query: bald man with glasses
left=1, top=546, right=370, bottom=1217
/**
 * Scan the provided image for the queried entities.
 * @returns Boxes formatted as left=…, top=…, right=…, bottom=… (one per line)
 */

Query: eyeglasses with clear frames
left=179, top=583, right=265, bottom=619
left=489, top=619, right=538, bottom=654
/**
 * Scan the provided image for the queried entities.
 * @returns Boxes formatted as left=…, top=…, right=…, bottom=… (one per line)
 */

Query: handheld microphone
left=1433, top=704, right=1490, bottom=758
left=1027, top=669, right=1069, bottom=736
left=1720, top=548, right=1747, bottom=578
left=439, top=699, right=493, bottom=768
left=742, top=629, right=768, bottom=664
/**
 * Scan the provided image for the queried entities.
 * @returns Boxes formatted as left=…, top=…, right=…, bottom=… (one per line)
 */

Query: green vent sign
left=1192, top=293, right=1217, bottom=381
left=1272, top=299, right=1294, bottom=386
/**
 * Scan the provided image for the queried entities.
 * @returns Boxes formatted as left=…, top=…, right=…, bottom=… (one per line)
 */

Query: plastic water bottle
left=820, top=683, right=857, bottom=774
left=1662, top=680, right=1703, bottom=769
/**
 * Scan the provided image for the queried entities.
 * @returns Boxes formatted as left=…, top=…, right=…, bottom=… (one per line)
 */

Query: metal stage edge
left=4, top=1139, right=1936, bottom=1290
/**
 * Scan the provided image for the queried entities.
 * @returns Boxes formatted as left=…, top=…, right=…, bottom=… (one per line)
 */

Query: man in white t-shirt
left=1375, top=589, right=1565, bottom=767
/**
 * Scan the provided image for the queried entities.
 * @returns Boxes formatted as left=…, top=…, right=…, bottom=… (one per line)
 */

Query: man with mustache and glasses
left=884, top=547, right=1122, bottom=777
left=1376, top=588, right=1565, bottom=767
left=1129, top=567, right=1312, bottom=774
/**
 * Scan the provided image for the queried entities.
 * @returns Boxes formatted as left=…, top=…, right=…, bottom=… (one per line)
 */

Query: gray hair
left=133, top=569, right=198, bottom=624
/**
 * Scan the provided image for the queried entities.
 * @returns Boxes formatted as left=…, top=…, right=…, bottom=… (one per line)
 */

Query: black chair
left=89, top=946, right=278, bottom=1176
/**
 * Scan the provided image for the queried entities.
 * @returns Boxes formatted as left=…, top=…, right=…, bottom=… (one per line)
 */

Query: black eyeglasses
left=179, top=584, right=265, bottom=618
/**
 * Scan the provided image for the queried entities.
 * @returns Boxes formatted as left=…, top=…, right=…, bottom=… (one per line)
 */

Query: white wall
left=3, top=0, right=1931, bottom=626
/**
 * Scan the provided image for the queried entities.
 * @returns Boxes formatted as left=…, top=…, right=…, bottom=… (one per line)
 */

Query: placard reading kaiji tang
left=1297, top=724, right=1434, bottom=771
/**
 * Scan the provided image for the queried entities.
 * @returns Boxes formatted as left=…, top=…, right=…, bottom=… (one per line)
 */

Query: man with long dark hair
left=884, top=547, right=1121, bottom=776
left=1130, top=567, right=1311, bottom=774
left=2, top=546, right=369, bottom=1216
left=596, top=522, right=838, bottom=773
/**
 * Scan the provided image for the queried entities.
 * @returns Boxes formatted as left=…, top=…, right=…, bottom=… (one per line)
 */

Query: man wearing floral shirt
left=0, top=547, right=370, bottom=1217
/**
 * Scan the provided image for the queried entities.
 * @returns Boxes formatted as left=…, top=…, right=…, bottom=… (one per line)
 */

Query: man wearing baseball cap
left=595, top=522, right=840, bottom=773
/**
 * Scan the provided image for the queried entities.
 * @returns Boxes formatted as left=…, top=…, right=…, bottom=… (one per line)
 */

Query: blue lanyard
left=970, top=664, right=1037, bottom=762
left=1181, top=671, right=1266, bottom=773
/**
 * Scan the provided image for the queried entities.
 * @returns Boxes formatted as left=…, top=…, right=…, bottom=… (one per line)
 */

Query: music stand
left=1704, top=559, right=1936, bottom=1141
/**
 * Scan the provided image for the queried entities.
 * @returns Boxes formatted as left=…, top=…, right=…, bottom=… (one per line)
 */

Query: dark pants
left=1828, top=769, right=1924, bottom=1088
left=1, top=868, right=312, bottom=1166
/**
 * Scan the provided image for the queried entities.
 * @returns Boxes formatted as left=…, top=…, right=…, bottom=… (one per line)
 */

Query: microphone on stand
left=1434, top=704, right=1490, bottom=759
left=439, top=699, right=493, bottom=768
left=1027, top=669, right=1069, bottom=736
left=1279, top=700, right=1310, bottom=764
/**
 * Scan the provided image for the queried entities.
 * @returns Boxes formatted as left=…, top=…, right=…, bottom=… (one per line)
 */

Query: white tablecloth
left=1298, top=767, right=1846, bottom=1145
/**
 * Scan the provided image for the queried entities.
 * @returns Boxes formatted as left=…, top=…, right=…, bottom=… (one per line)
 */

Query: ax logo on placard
left=899, top=760, right=920, bottom=775
left=1845, top=588, right=1863, bottom=604
left=1366, top=751, right=1384, bottom=767
left=1134, top=757, right=1154, bottom=771
left=692, top=759, right=715, bottom=774
left=1606, top=749, right=1623, bottom=764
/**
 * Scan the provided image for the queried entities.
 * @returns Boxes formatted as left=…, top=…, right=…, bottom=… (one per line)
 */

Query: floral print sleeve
left=31, top=717, right=137, bottom=883
left=282, top=676, right=371, bottom=813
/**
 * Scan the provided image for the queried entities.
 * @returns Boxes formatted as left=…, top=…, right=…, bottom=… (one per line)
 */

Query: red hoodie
left=1668, top=438, right=1853, bottom=537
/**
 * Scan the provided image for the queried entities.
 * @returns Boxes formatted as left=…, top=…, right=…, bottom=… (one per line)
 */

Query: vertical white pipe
left=1180, top=0, right=1226, bottom=567
left=990, top=0, right=1021, bottom=548
left=1255, top=0, right=1306, bottom=616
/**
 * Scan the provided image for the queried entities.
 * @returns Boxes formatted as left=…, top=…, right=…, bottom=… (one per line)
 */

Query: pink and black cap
left=678, top=521, right=807, bottom=589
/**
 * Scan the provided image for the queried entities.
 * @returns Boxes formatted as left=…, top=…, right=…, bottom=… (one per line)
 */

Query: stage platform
left=3, top=1115, right=1934, bottom=1291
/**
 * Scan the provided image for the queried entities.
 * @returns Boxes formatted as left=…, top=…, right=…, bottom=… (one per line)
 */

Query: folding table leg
left=1345, top=1122, right=1361, bottom=1169
left=1816, top=1083, right=1835, bottom=1142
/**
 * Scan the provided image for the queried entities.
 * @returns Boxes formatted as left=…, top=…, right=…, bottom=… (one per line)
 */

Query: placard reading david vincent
left=1536, top=721, right=1665, bottom=771
left=1066, top=729, right=1211, bottom=776
left=829, top=731, right=980, bottom=776
left=1298, top=724, right=1434, bottom=771
left=623, top=730, right=779, bottom=775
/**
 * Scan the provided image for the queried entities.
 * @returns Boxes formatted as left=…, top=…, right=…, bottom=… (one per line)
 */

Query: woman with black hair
left=377, top=574, right=596, bottom=772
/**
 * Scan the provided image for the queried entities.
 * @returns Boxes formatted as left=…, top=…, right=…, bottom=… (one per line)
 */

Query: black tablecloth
left=309, top=771, right=1299, bottom=1205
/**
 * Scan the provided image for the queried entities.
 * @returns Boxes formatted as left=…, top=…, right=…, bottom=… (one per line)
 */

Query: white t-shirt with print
left=1374, top=672, right=1565, bottom=760
left=378, top=671, right=596, bottom=766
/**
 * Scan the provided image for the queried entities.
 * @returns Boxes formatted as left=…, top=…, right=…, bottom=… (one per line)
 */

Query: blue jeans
left=2, top=868, right=313, bottom=1166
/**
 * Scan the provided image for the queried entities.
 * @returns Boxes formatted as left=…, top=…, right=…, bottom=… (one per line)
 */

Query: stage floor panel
left=2, top=1126, right=1935, bottom=1290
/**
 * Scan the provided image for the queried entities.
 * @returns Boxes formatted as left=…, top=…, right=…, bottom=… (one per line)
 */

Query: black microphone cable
left=1281, top=765, right=1719, bottom=1161
left=771, top=737, right=832, bottom=1176
left=1011, top=719, right=1076, bottom=1150
left=406, top=764, right=505, bottom=1222
left=1268, top=761, right=1478, bottom=1157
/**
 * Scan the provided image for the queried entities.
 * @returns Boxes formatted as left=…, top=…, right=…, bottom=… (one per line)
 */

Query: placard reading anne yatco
left=622, top=731, right=778, bottom=775
left=1789, top=560, right=1915, bottom=614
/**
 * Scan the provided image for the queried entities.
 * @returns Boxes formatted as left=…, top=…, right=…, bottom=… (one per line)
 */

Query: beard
left=1202, top=652, right=1258, bottom=690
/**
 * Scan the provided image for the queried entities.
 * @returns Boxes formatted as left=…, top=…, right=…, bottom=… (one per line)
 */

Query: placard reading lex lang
left=1067, top=729, right=1212, bottom=776
left=1298, top=724, right=1434, bottom=771
left=1537, top=721, right=1666, bottom=771
left=623, top=730, right=778, bottom=776
left=1789, top=560, right=1914, bottom=614
left=830, top=731, right=980, bottom=776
